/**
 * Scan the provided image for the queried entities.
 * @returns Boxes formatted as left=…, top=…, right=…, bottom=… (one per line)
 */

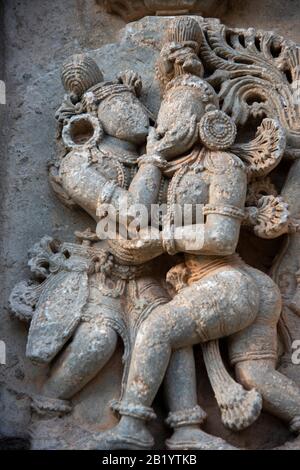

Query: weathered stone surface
left=1, top=0, right=300, bottom=451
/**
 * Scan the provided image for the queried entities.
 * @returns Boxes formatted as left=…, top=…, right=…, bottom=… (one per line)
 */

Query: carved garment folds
left=9, top=15, right=300, bottom=450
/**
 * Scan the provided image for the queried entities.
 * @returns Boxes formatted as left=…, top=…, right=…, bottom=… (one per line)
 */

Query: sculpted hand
left=108, top=227, right=164, bottom=265
left=146, top=127, right=163, bottom=156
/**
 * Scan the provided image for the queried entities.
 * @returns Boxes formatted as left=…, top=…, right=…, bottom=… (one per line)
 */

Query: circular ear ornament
left=199, top=110, right=237, bottom=150
left=62, top=114, right=103, bottom=150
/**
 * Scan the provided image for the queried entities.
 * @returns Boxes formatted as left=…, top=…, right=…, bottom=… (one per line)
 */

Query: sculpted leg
left=230, top=266, right=300, bottom=435
left=164, top=347, right=206, bottom=447
left=236, top=359, right=300, bottom=434
left=32, top=320, right=118, bottom=415
left=164, top=347, right=236, bottom=450
left=96, top=269, right=259, bottom=449
left=164, top=347, right=203, bottom=420
left=97, top=303, right=197, bottom=449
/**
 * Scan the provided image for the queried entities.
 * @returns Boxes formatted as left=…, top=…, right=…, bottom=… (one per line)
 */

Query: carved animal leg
left=202, top=340, right=262, bottom=431
left=40, top=320, right=117, bottom=404
left=235, top=359, right=300, bottom=434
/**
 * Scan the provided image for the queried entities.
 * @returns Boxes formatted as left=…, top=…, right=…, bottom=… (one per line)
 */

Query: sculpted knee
left=137, top=310, right=171, bottom=349
left=246, top=267, right=282, bottom=323
left=90, top=323, right=118, bottom=359
left=235, top=360, right=275, bottom=390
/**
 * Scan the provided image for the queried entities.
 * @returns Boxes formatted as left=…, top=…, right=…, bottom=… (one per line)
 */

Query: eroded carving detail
left=9, top=15, right=300, bottom=450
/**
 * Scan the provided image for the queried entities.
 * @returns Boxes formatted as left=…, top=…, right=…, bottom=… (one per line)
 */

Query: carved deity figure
left=10, top=53, right=239, bottom=450
left=94, top=18, right=300, bottom=449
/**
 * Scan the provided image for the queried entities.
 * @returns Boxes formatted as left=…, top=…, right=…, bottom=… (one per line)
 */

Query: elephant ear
left=230, top=118, right=286, bottom=179
left=26, top=270, right=89, bottom=364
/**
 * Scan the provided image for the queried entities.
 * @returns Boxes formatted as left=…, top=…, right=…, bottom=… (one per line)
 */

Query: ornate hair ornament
left=61, top=54, right=104, bottom=103
left=60, top=55, right=143, bottom=117
left=166, top=16, right=203, bottom=52
left=80, top=70, right=143, bottom=112
left=157, top=17, right=204, bottom=86
left=80, top=82, right=131, bottom=109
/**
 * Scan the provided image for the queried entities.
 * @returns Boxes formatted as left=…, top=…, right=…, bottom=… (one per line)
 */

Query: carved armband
left=137, top=154, right=168, bottom=169
left=98, top=180, right=118, bottom=205
left=162, top=223, right=177, bottom=255
left=203, top=204, right=245, bottom=221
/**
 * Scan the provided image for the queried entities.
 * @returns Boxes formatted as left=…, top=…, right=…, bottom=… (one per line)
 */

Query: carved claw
left=219, top=386, right=262, bottom=432
left=202, top=340, right=263, bottom=432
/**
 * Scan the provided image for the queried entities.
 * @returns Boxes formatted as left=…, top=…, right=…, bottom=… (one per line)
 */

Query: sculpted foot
left=93, top=417, right=154, bottom=450
left=166, top=425, right=238, bottom=450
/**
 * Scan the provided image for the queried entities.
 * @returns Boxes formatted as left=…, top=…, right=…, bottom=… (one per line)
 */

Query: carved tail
left=202, top=340, right=262, bottom=431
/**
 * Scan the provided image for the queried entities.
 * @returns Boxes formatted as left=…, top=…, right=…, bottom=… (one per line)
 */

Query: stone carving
left=102, top=0, right=228, bottom=22
left=88, top=20, right=300, bottom=449
left=9, top=15, right=300, bottom=450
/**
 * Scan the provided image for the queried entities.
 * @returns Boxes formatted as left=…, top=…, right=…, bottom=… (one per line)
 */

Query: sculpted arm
left=59, top=149, right=146, bottom=221
left=172, top=153, right=247, bottom=256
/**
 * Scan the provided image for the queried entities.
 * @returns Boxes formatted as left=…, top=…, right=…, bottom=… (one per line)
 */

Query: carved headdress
left=57, top=54, right=145, bottom=125
left=61, top=54, right=104, bottom=103
left=157, top=16, right=204, bottom=86
left=59, top=54, right=143, bottom=114
left=166, top=16, right=202, bottom=50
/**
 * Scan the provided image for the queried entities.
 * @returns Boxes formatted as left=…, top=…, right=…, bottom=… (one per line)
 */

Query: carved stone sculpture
left=8, top=14, right=300, bottom=450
